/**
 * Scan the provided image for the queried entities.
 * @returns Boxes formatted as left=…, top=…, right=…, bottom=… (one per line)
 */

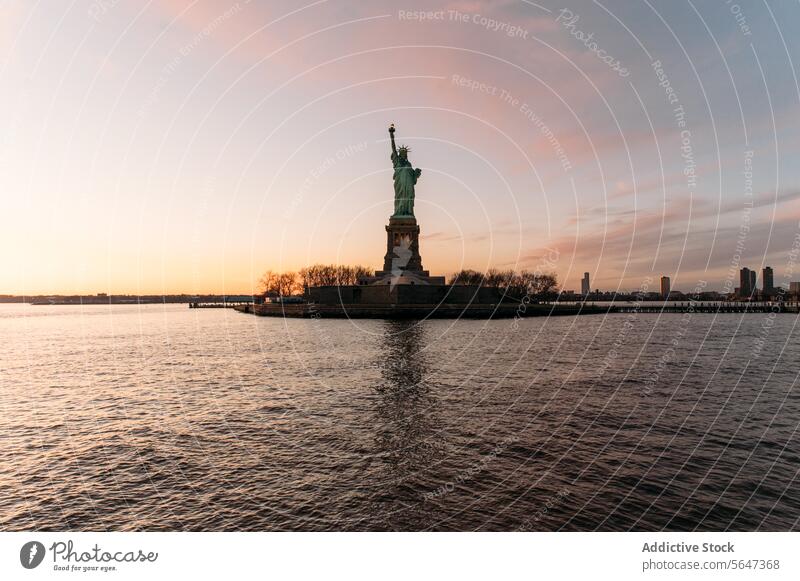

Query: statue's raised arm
left=389, top=123, right=398, bottom=157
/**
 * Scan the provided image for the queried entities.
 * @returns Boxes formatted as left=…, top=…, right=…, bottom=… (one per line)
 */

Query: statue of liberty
left=389, top=124, right=421, bottom=217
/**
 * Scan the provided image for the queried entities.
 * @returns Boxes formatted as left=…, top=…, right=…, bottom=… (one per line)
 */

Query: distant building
left=790, top=282, right=800, bottom=295
left=739, top=268, right=751, bottom=298
left=660, top=276, right=670, bottom=299
left=750, top=270, right=757, bottom=294
left=763, top=266, right=774, bottom=295
left=581, top=272, right=590, bottom=296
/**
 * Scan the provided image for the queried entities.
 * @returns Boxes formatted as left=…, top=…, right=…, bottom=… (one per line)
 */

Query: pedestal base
left=359, top=215, right=445, bottom=286
left=382, top=216, right=423, bottom=273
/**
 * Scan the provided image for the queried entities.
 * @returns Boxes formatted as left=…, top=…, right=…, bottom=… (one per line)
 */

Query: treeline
left=450, top=269, right=558, bottom=299
left=259, top=265, right=559, bottom=299
left=259, top=264, right=373, bottom=295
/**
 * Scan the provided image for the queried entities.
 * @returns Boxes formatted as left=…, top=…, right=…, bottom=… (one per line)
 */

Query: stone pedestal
left=381, top=216, right=424, bottom=274
left=363, top=216, right=445, bottom=286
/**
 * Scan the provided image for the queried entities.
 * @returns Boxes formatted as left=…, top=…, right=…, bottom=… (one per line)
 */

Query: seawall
left=234, top=303, right=606, bottom=319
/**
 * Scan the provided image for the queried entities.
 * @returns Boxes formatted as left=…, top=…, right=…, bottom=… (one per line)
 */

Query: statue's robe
left=391, top=152, right=420, bottom=216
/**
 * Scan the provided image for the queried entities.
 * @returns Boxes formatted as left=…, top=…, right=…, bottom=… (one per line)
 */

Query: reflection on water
left=375, top=320, right=439, bottom=472
left=1, top=304, right=799, bottom=531
left=372, top=321, right=444, bottom=529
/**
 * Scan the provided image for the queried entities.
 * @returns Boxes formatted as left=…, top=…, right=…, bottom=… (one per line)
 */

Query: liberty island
left=237, top=124, right=601, bottom=319
left=224, top=126, right=798, bottom=317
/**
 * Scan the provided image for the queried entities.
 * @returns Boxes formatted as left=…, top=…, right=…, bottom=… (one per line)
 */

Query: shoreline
left=234, top=301, right=800, bottom=319
left=235, top=303, right=608, bottom=319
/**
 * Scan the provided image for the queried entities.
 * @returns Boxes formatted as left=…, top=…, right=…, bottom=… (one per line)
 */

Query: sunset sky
left=2, top=0, right=799, bottom=294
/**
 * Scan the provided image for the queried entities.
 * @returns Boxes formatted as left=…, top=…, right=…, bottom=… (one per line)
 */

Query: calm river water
left=1, top=304, right=798, bottom=531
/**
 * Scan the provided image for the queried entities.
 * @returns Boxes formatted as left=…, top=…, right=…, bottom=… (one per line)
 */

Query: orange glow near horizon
left=2, top=1, right=800, bottom=295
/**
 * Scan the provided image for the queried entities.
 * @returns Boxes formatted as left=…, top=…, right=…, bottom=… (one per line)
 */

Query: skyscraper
left=763, top=266, right=774, bottom=295
left=581, top=272, right=590, bottom=296
left=739, top=268, right=751, bottom=297
left=750, top=270, right=757, bottom=295
left=660, top=276, right=671, bottom=299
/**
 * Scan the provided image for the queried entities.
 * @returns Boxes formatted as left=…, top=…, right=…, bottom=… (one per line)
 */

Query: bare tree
left=258, top=270, right=280, bottom=296
left=259, top=270, right=300, bottom=296
left=336, top=265, right=354, bottom=285
left=277, top=272, right=300, bottom=296
left=519, top=271, right=557, bottom=300
left=449, top=269, right=484, bottom=286
left=354, top=265, right=373, bottom=282
left=299, top=264, right=375, bottom=287
left=449, top=268, right=558, bottom=300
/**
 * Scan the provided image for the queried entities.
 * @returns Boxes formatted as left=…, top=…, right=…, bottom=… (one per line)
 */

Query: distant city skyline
left=5, top=265, right=799, bottom=298
left=2, top=1, right=800, bottom=294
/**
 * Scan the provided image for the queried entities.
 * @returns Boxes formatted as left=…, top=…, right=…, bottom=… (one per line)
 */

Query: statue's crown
left=398, top=145, right=410, bottom=154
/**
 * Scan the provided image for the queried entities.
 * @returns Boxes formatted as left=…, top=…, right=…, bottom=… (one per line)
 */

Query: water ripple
left=0, top=304, right=798, bottom=531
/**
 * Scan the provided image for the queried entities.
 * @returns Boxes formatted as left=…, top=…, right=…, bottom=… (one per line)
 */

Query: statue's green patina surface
left=389, top=124, right=421, bottom=217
